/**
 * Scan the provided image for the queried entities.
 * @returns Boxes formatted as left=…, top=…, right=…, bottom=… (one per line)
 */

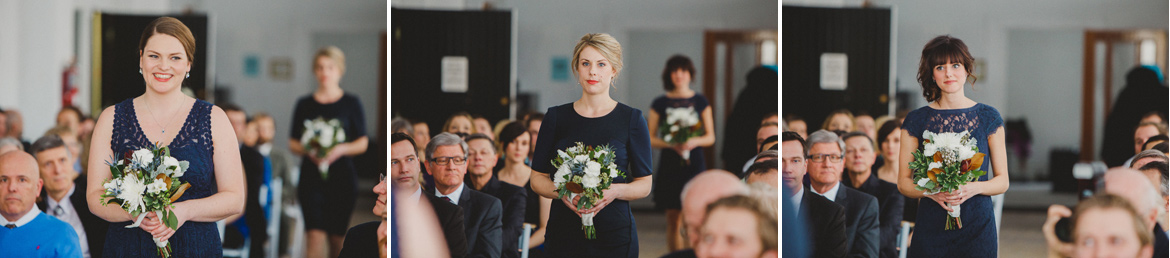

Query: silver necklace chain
left=143, top=97, right=187, bottom=135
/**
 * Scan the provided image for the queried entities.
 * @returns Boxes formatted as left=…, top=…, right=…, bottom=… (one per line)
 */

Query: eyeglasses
left=806, top=154, right=843, bottom=163
left=429, top=156, right=467, bottom=165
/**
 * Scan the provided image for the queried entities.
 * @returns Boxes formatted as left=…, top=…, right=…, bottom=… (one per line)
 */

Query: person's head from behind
left=1130, top=150, right=1167, bottom=170
left=917, top=35, right=977, bottom=103
left=696, top=195, right=779, bottom=258
left=30, top=135, right=76, bottom=199
left=0, top=151, right=42, bottom=222
left=746, top=159, right=778, bottom=188
left=1103, top=168, right=1162, bottom=235
left=464, top=134, right=497, bottom=179
left=853, top=112, right=876, bottom=142
left=877, top=120, right=902, bottom=163
left=1137, top=161, right=1168, bottom=196
left=757, top=123, right=778, bottom=153
left=1141, top=134, right=1167, bottom=153
left=313, top=45, right=346, bottom=87
left=680, top=170, right=748, bottom=248
left=1072, top=194, right=1154, bottom=258
left=842, top=132, right=877, bottom=176
left=56, top=106, right=83, bottom=136
left=425, top=133, right=469, bottom=191
left=1133, top=122, right=1166, bottom=156
left=662, top=54, right=695, bottom=91
left=821, top=109, right=854, bottom=132
left=0, top=137, right=22, bottom=155
left=572, top=33, right=624, bottom=95
left=443, top=111, right=474, bottom=137
left=139, top=17, right=196, bottom=94
left=758, top=135, right=777, bottom=154
left=390, top=133, right=421, bottom=194
left=753, top=150, right=777, bottom=164
left=391, top=118, right=414, bottom=136
left=471, top=115, right=493, bottom=140
left=496, top=121, right=530, bottom=165
left=805, top=130, right=846, bottom=189
left=781, top=132, right=807, bottom=194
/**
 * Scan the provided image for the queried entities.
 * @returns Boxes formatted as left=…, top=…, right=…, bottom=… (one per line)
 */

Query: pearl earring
left=186, top=72, right=190, bottom=78
left=139, top=68, right=142, bottom=74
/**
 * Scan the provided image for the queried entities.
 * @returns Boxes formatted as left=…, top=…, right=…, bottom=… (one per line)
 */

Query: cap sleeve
left=627, top=107, right=653, bottom=178
left=901, top=108, right=925, bottom=139
left=347, top=95, right=368, bottom=139
left=980, top=104, right=1004, bottom=136
left=530, top=107, right=559, bottom=174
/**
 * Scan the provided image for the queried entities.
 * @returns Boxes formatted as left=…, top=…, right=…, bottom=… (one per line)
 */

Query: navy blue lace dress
left=901, top=103, right=1002, bottom=257
left=106, top=98, right=222, bottom=257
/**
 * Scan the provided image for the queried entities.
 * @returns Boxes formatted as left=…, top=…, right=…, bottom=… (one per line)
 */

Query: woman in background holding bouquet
left=529, top=33, right=653, bottom=257
left=289, top=46, right=369, bottom=258
left=646, top=55, right=714, bottom=251
left=87, top=17, right=246, bottom=257
left=897, top=35, right=1009, bottom=257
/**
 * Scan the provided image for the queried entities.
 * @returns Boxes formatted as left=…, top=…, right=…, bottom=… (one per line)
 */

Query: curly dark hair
left=916, top=35, right=977, bottom=102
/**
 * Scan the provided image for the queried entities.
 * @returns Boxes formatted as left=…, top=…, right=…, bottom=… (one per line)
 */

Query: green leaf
left=167, top=210, right=178, bottom=229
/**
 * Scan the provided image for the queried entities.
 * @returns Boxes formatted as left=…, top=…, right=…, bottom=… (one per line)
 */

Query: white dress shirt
left=1, top=206, right=41, bottom=228
left=791, top=187, right=805, bottom=214
left=47, top=186, right=89, bottom=258
left=436, top=184, right=465, bottom=205
left=811, top=181, right=842, bottom=202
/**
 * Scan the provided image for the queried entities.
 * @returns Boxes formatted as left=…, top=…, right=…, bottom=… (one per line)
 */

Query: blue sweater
left=0, top=212, right=81, bottom=257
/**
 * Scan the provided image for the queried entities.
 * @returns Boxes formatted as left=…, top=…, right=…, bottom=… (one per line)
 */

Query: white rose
left=171, top=161, right=187, bottom=178
left=161, top=156, right=181, bottom=176
left=574, top=155, right=588, bottom=164
left=585, top=161, right=602, bottom=177
left=335, top=129, right=346, bottom=143
left=608, top=164, right=619, bottom=178
left=146, top=180, right=167, bottom=194
left=553, top=165, right=570, bottom=186
left=132, top=149, right=154, bottom=167
left=581, top=174, right=601, bottom=188
left=300, top=130, right=314, bottom=146
left=594, top=150, right=607, bottom=159
left=319, top=127, right=336, bottom=147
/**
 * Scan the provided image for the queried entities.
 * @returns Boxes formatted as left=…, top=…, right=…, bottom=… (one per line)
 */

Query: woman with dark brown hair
left=897, top=35, right=1010, bottom=257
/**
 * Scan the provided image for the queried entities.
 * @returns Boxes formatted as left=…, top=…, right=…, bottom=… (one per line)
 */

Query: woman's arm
left=530, top=171, right=559, bottom=199
left=646, top=110, right=671, bottom=149
left=527, top=196, right=552, bottom=248
left=86, top=106, right=136, bottom=222
left=965, top=127, right=1011, bottom=196
left=176, top=106, right=247, bottom=222
left=289, top=139, right=306, bottom=156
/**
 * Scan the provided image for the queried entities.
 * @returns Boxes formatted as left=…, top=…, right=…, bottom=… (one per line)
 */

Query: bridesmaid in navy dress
left=529, top=33, right=654, bottom=258
left=87, top=17, right=246, bottom=257
left=897, top=35, right=1009, bottom=257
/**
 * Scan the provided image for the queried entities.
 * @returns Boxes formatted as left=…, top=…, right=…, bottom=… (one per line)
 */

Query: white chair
left=898, top=221, right=914, bottom=258
left=520, top=223, right=534, bottom=258
left=266, top=177, right=283, bottom=258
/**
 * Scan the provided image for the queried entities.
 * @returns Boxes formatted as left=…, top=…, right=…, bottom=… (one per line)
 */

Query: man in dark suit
left=806, top=130, right=880, bottom=258
left=426, top=132, right=503, bottom=258
left=31, top=134, right=107, bottom=258
left=223, top=105, right=268, bottom=258
left=782, top=131, right=847, bottom=258
left=464, top=134, right=526, bottom=258
left=391, top=133, right=468, bottom=257
left=841, top=132, right=904, bottom=258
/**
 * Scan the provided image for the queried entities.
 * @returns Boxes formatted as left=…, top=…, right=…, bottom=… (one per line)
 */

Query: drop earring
left=139, top=68, right=142, bottom=74
left=186, top=72, right=190, bottom=78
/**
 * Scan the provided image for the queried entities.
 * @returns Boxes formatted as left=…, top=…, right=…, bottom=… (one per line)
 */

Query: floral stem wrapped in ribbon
left=100, top=143, right=191, bottom=258
left=658, top=106, right=704, bottom=163
left=907, top=130, right=987, bottom=230
left=550, top=142, right=626, bottom=239
left=300, top=117, right=346, bottom=180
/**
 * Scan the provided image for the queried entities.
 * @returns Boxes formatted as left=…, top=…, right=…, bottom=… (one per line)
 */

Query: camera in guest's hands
left=1055, top=217, right=1073, bottom=243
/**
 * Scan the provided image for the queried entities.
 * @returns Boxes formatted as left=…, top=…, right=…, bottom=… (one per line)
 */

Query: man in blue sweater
left=0, top=151, right=81, bottom=257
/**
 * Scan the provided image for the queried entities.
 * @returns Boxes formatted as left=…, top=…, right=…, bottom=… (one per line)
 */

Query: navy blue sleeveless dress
left=650, top=94, right=708, bottom=210
left=106, top=98, right=222, bottom=257
left=530, top=103, right=653, bottom=258
left=902, top=103, right=1002, bottom=257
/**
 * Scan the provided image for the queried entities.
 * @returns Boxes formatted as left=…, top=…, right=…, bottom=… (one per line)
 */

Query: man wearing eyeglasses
left=425, top=132, right=504, bottom=258
left=783, top=131, right=847, bottom=258
left=806, top=129, right=880, bottom=258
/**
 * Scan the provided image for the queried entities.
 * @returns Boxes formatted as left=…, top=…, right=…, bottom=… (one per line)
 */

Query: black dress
left=650, top=94, right=708, bottom=210
left=531, top=103, right=653, bottom=258
left=290, top=93, right=367, bottom=235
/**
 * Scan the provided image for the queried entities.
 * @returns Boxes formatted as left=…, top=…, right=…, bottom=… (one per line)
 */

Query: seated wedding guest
left=57, top=106, right=84, bottom=136
left=873, top=121, right=902, bottom=184
left=1102, top=65, right=1168, bottom=168
left=1072, top=194, right=1155, bottom=258
left=43, top=125, right=83, bottom=174
left=392, top=117, right=414, bottom=135
left=1143, top=135, right=1168, bottom=151
left=807, top=129, right=880, bottom=257
left=854, top=112, right=877, bottom=144
left=250, top=112, right=297, bottom=254
left=392, top=133, right=467, bottom=257
left=493, top=122, right=550, bottom=257
left=722, top=66, right=776, bottom=173
left=822, top=109, right=855, bottom=132
left=1104, top=169, right=1168, bottom=257
left=741, top=122, right=779, bottom=176
left=694, top=195, right=778, bottom=258
left=745, top=159, right=778, bottom=189
left=524, top=112, right=543, bottom=161
left=426, top=132, right=503, bottom=258
left=1124, top=122, right=1168, bottom=168
left=339, top=170, right=389, bottom=258
left=465, top=133, right=526, bottom=258
left=782, top=131, right=847, bottom=258
left=1137, top=161, right=1169, bottom=233
left=32, top=135, right=108, bottom=258
left=841, top=132, right=903, bottom=258
left=0, top=137, right=22, bottom=155
left=1130, top=150, right=1168, bottom=170
left=661, top=169, right=748, bottom=258
left=412, top=119, right=432, bottom=154
left=0, top=151, right=82, bottom=257
left=222, top=104, right=268, bottom=258
left=5, top=109, right=30, bottom=151
left=445, top=112, right=475, bottom=138
left=786, top=115, right=808, bottom=140
left=472, top=115, right=494, bottom=140
left=1153, top=142, right=1169, bottom=157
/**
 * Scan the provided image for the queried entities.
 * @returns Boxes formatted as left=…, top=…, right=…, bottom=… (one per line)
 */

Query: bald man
left=661, top=170, right=748, bottom=258
left=0, top=151, right=81, bottom=257
left=1104, top=168, right=1169, bottom=258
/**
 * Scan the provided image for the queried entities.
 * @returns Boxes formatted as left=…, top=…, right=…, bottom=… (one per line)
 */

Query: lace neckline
left=131, top=99, right=196, bottom=147
left=925, top=103, right=981, bottom=112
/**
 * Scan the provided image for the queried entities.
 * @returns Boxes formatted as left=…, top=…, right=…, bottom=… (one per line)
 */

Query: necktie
left=53, top=205, right=65, bottom=216
left=4, top=224, right=13, bottom=229
left=440, top=196, right=454, bottom=204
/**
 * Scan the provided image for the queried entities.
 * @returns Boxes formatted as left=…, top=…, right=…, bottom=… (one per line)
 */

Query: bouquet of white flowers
left=101, top=144, right=191, bottom=258
left=907, top=130, right=987, bottom=230
left=658, top=106, right=703, bottom=162
left=301, top=117, right=346, bottom=180
left=551, top=142, right=626, bottom=239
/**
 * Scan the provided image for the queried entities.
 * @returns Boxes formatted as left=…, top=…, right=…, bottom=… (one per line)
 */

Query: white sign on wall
left=441, top=56, right=469, bottom=93
left=820, top=53, right=848, bottom=90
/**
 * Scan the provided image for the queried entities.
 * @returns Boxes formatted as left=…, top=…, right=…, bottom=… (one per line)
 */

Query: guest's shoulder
left=346, top=221, right=380, bottom=236
left=844, top=186, right=878, bottom=203
left=33, top=213, right=75, bottom=233
left=467, top=188, right=502, bottom=204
